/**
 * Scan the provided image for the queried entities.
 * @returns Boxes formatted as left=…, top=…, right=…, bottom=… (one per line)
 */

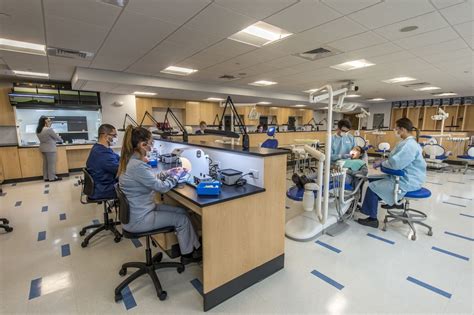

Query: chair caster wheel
left=114, top=294, right=122, bottom=302
left=114, top=236, right=121, bottom=243
left=81, top=241, right=88, bottom=248
left=411, top=234, right=417, bottom=241
left=427, top=230, right=433, bottom=236
left=177, top=265, right=185, bottom=273
left=158, top=291, right=167, bottom=301
left=79, top=230, right=86, bottom=236
left=5, top=227, right=13, bottom=232
left=3, top=219, right=9, bottom=224
left=119, top=268, right=127, bottom=276
left=382, top=226, right=387, bottom=232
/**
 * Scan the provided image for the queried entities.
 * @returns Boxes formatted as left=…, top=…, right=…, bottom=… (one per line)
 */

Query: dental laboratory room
left=0, top=0, right=473, bottom=314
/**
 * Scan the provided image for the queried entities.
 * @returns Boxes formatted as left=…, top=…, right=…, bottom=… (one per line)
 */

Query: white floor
left=0, top=169, right=473, bottom=314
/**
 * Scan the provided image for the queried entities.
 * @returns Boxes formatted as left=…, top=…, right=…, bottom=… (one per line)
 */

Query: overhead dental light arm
left=431, top=107, right=449, bottom=145
left=164, top=107, right=188, bottom=142
left=139, top=111, right=161, bottom=128
left=355, top=108, right=370, bottom=132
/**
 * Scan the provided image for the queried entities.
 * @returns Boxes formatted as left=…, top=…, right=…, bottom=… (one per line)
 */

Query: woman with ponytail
left=358, top=118, right=427, bottom=228
left=118, top=126, right=201, bottom=264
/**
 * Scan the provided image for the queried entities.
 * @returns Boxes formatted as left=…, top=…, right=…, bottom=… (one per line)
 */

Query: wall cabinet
left=0, top=88, right=16, bottom=126
left=184, top=101, right=219, bottom=125
left=136, top=97, right=187, bottom=126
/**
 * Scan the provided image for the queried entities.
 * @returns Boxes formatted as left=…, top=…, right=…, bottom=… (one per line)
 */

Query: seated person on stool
left=331, top=119, right=356, bottom=163
left=118, top=126, right=202, bottom=265
left=358, top=118, right=426, bottom=228
left=195, top=121, right=207, bottom=134
left=86, top=124, right=120, bottom=200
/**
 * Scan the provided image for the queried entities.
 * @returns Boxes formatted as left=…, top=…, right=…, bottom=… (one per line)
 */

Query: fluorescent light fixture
left=229, top=21, right=292, bottom=47
left=0, top=38, right=46, bottom=56
left=249, top=80, right=277, bottom=87
left=294, top=104, right=306, bottom=107
left=368, top=98, right=386, bottom=101
left=345, top=94, right=361, bottom=98
left=13, top=70, right=49, bottom=78
left=204, top=97, right=224, bottom=101
left=414, top=86, right=441, bottom=91
left=257, top=101, right=271, bottom=105
left=160, top=66, right=197, bottom=76
left=330, top=59, right=375, bottom=71
left=433, top=92, right=457, bottom=96
left=133, top=91, right=157, bottom=95
left=382, top=76, right=417, bottom=84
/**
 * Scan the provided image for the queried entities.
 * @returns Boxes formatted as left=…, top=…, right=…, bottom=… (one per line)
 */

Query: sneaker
left=357, top=217, right=379, bottom=228
left=381, top=203, right=404, bottom=210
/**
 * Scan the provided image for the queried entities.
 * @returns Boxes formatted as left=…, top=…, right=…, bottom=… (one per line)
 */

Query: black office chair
left=114, top=184, right=185, bottom=302
left=79, top=168, right=122, bottom=247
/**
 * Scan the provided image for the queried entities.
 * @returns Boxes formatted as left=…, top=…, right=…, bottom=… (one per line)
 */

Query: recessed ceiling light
left=204, top=97, right=224, bottom=101
left=133, top=91, right=157, bottom=95
left=382, top=76, right=417, bottom=84
left=432, top=92, right=457, bottom=96
left=160, top=66, right=197, bottom=76
left=13, top=70, right=49, bottom=78
left=345, top=94, right=361, bottom=98
left=400, top=26, right=418, bottom=32
left=294, top=104, right=306, bottom=107
left=414, top=86, right=441, bottom=91
left=249, top=80, right=277, bottom=87
left=229, top=21, right=292, bottom=47
left=0, top=38, right=46, bottom=56
left=367, top=98, right=386, bottom=101
left=330, top=59, right=375, bottom=71
left=257, top=101, right=271, bottom=105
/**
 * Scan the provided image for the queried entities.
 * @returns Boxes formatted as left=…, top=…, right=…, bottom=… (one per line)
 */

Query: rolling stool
left=380, top=166, right=433, bottom=241
left=114, top=184, right=184, bottom=302
left=79, top=168, right=122, bottom=247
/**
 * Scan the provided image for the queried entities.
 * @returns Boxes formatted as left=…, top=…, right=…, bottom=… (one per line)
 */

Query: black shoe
left=292, top=173, right=304, bottom=189
left=381, top=203, right=404, bottom=209
left=357, top=217, right=379, bottom=228
left=44, top=179, right=49, bottom=182
left=181, top=247, right=202, bottom=265
left=49, top=177, right=63, bottom=182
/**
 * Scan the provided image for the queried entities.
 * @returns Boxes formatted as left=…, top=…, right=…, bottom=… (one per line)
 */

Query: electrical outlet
left=249, top=169, right=259, bottom=179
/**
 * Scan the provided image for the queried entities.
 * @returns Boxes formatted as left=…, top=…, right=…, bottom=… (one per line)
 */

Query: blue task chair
left=457, top=146, right=474, bottom=174
left=261, top=127, right=278, bottom=149
left=379, top=165, right=433, bottom=241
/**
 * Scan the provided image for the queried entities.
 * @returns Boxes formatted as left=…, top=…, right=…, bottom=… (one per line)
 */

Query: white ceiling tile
left=430, top=0, right=466, bottom=9
left=264, top=1, right=341, bottom=33
left=0, top=0, right=45, bottom=44
left=179, top=53, right=231, bottom=70
left=1, top=51, right=48, bottom=72
left=328, top=31, right=387, bottom=52
left=349, top=0, right=435, bottom=29
left=165, top=27, right=227, bottom=54
left=345, top=42, right=403, bottom=60
left=297, top=17, right=367, bottom=44
left=465, top=36, right=474, bottom=49
left=184, top=3, right=256, bottom=38
left=126, top=0, right=211, bottom=25
left=262, top=34, right=324, bottom=55
left=408, top=38, right=468, bottom=57
left=214, top=0, right=298, bottom=20
left=45, top=16, right=109, bottom=53
left=263, top=55, right=308, bottom=69
left=43, top=0, right=121, bottom=28
left=322, top=0, right=382, bottom=15
left=440, top=1, right=474, bottom=25
left=200, top=39, right=256, bottom=59
left=48, top=63, right=76, bottom=81
left=454, top=20, right=474, bottom=39
left=374, top=11, right=450, bottom=41
left=91, top=11, right=179, bottom=71
left=368, top=50, right=417, bottom=64
left=421, top=47, right=473, bottom=64
left=394, top=27, right=459, bottom=49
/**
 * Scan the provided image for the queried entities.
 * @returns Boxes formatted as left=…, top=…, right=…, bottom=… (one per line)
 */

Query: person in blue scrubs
left=86, top=124, right=120, bottom=200
left=358, top=118, right=427, bottom=228
left=331, top=119, right=356, bottom=162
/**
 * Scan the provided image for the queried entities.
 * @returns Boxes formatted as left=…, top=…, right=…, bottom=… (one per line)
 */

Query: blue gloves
left=166, top=167, right=188, bottom=181
left=373, top=160, right=382, bottom=169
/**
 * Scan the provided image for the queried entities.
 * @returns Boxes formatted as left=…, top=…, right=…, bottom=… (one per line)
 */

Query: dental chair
left=375, top=142, right=390, bottom=158
left=457, top=146, right=474, bottom=174
left=261, top=127, right=278, bottom=149
left=354, top=136, right=373, bottom=152
left=422, top=144, right=451, bottom=170
left=379, top=165, right=433, bottom=241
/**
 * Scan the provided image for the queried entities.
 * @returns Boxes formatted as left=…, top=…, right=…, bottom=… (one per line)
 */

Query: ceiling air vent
left=293, top=46, right=341, bottom=61
left=218, top=74, right=241, bottom=81
left=401, top=82, right=430, bottom=87
left=47, top=47, right=94, bottom=60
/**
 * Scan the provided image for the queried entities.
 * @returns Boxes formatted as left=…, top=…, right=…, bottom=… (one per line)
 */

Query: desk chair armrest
left=380, top=165, right=405, bottom=177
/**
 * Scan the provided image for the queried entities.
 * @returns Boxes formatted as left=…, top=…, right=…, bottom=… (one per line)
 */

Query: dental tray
left=196, top=181, right=221, bottom=196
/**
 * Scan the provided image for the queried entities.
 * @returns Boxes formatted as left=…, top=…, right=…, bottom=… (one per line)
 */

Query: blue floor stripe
left=59, top=213, right=66, bottom=221
left=37, top=231, right=46, bottom=241
left=121, top=286, right=137, bottom=310
left=367, top=233, right=395, bottom=245
left=44, top=190, right=49, bottom=194
left=460, top=213, right=474, bottom=218
left=315, top=240, right=341, bottom=253
left=426, top=181, right=442, bottom=185
left=41, top=206, right=48, bottom=212
left=131, top=239, right=142, bottom=248
left=29, top=278, right=42, bottom=300
left=92, top=219, right=100, bottom=225
left=190, top=278, right=204, bottom=296
left=44, top=184, right=49, bottom=188
left=61, top=244, right=71, bottom=257
left=15, top=201, right=22, bottom=207
left=444, top=231, right=474, bottom=242
left=311, top=269, right=344, bottom=290
left=450, top=195, right=472, bottom=200
left=442, top=201, right=466, bottom=208
left=406, top=276, right=452, bottom=299
left=432, top=246, right=469, bottom=261
left=11, top=183, right=16, bottom=187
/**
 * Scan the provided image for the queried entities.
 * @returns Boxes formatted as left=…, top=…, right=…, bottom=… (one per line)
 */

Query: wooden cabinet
left=406, top=107, right=422, bottom=129
left=0, top=88, right=15, bottom=126
left=184, top=101, right=219, bottom=125
left=390, top=108, right=406, bottom=128
left=277, top=108, right=290, bottom=125
left=18, top=147, right=68, bottom=178
left=463, top=105, right=474, bottom=131
left=257, top=106, right=269, bottom=116
left=0, top=146, right=22, bottom=180
left=136, top=97, right=188, bottom=126
left=302, top=109, right=313, bottom=123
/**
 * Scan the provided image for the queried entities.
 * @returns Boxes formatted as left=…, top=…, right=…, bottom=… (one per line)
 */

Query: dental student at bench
left=331, top=119, right=356, bottom=163
left=358, top=118, right=427, bottom=228
left=118, top=126, right=202, bottom=264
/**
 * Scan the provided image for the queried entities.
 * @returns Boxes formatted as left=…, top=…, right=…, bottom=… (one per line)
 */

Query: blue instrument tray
left=196, top=181, right=221, bottom=196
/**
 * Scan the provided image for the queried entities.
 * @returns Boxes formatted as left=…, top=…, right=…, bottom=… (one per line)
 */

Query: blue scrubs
left=86, top=143, right=120, bottom=200
left=331, top=133, right=355, bottom=162
left=361, top=136, right=426, bottom=218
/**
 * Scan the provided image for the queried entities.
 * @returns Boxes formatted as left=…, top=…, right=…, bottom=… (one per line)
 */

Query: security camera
left=346, top=81, right=359, bottom=91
